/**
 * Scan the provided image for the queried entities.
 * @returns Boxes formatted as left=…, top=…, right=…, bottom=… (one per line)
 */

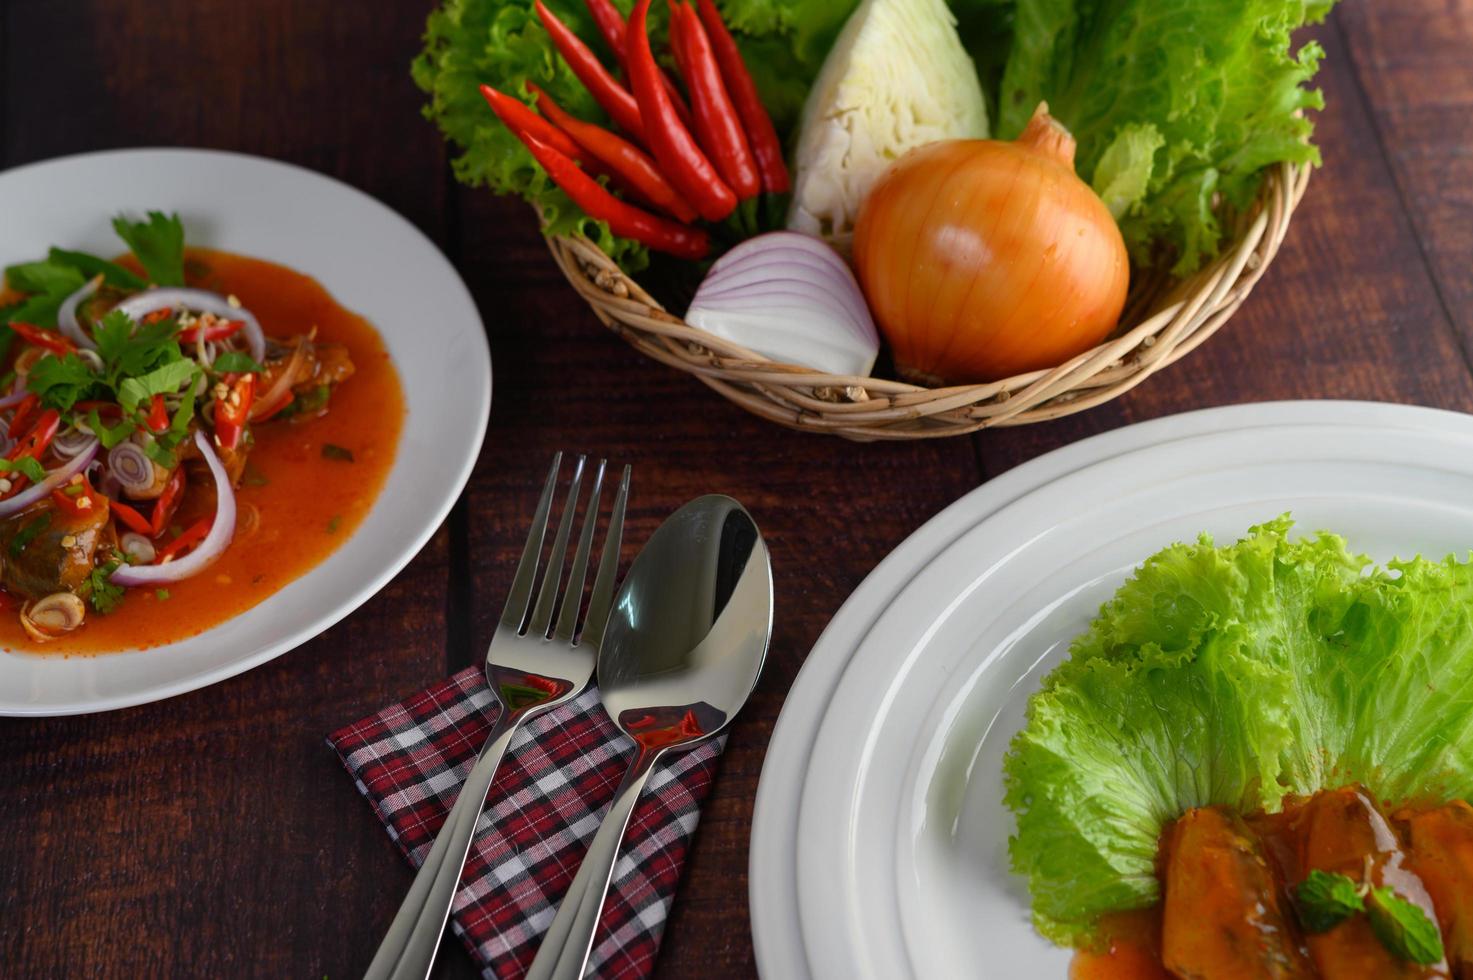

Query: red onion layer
left=111, top=430, right=236, bottom=587
left=0, top=441, right=100, bottom=519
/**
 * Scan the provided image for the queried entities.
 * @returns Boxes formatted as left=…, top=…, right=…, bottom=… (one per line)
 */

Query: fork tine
left=499, top=452, right=562, bottom=629
left=527, top=454, right=586, bottom=637
left=554, top=459, right=607, bottom=642
left=579, top=464, right=630, bottom=650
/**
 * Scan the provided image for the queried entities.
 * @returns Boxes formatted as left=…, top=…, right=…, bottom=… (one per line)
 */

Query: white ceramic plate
left=0, top=149, right=490, bottom=716
left=750, top=401, right=1473, bottom=979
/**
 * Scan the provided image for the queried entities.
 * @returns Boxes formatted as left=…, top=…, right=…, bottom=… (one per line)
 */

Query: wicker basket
left=546, top=160, right=1310, bottom=440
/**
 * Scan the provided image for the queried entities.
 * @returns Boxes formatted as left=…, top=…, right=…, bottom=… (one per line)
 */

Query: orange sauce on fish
left=1069, top=909, right=1171, bottom=980
left=1, top=248, right=403, bottom=653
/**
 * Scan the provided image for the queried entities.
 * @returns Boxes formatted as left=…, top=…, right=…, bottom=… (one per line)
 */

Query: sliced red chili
left=214, top=373, right=255, bottom=451
left=146, top=394, right=170, bottom=434
left=8, top=408, right=60, bottom=462
left=111, top=499, right=154, bottom=536
left=51, top=473, right=103, bottom=519
left=7, top=394, right=39, bottom=439
left=179, top=318, right=244, bottom=344
left=155, top=517, right=211, bottom=563
left=9, top=322, right=76, bottom=355
left=151, top=467, right=185, bottom=537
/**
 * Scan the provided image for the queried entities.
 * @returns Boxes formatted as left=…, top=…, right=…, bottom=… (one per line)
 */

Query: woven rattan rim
left=547, top=160, right=1309, bottom=440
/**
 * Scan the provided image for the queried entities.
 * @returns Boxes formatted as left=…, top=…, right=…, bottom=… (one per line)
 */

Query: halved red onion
left=112, top=288, right=265, bottom=363
left=111, top=430, right=235, bottom=587
left=0, top=440, right=99, bottom=519
left=685, top=231, right=878, bottom=377
left=58, top=275, right=103, bottom=350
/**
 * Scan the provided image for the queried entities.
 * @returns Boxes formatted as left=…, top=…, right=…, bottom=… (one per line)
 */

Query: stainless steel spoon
left=525, top=494, right=773, bottom=980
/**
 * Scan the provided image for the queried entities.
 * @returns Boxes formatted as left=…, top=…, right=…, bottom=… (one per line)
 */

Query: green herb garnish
left=242, top=463, right=269, bottom=488
left=46, top=247, right=147, bottom=290
left=326, top=515, right=341, bottom=534
left=211, top=351, right=263, bottom=374
left=118, top=359, right=200, bottom=414
left=111, top=211, right=186, bottom=287
left=1295, top=870, right=1365, bottom=933
left=1367, top=886, right=1444, bottom=965
left=86, top=559, right=126, bottom=614
left=0, top=456, right=50, bottom=484
left=9, top=512, right=50, bottom=557
left=154, top=588, right=171, bottom=601
left=322, top=443, right=354, bottom=463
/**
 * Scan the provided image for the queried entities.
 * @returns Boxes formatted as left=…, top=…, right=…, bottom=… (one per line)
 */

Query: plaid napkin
left=328, top=667, right=726, bottom=979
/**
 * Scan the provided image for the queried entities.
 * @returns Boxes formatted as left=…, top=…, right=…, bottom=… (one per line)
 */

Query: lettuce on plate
left=1005, top=517, right=1473, bottom=945
left=970, top=0, right=1336, bottom=274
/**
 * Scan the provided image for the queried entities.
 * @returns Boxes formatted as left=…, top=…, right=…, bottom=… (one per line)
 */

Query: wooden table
left=2, top=1, right=1469, bottom=976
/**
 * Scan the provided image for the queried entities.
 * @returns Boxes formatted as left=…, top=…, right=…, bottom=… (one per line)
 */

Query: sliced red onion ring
left=52, top=425, right=98, bottom=460
left=58, top=275, right=103, bottom=350
left=0, top=378, right=30, bottom=410
left=107, top=441, right=155, bottom=495
left=0, top=441, right=99, bottom=519
left=112, top=288, right=265, bottom=363
left=111, top=430, right=235, bottom=586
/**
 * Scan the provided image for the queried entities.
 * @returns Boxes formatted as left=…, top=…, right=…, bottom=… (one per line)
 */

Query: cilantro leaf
left=47, top=247, right=147, bottom=291
left=322, top=443, right=355, bottom=462
left=3, top=260, right=85, bottom=297
left=1295, top=870, right=1365, bottom=933
left=212, top=351, right=263, bottom=374
left=26, top=353, right=102, bottom=413
left=1367, top=887, right=1444, bottom=965
left=117, top=360, right=199, bottom=413
left=86, top=559, right=127, bottom=614
left=90, top=309, right=137, bottom=365
left=87, top=409, right=136, bottom=450
left=112, top=315, right=182, bottom=380
left=142, top=439, right=177, bottom=469
left=112, top=211, right=186, bottom=287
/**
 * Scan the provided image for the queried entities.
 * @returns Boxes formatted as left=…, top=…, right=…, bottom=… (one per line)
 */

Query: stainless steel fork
left=363, top=452, right=630, bottom=980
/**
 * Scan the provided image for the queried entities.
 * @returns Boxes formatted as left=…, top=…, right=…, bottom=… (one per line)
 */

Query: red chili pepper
left=672, top=3, right=760, bottom=201
left=50, top=473, right=103, bottom=520
left=9, top=322, right=76, bottom=355
left=155, top=517, right=211, bottom=564
left=583, top=0, right=692, bottom=126
left=141, top=307, right=173, bottom=325
left=179, top=318, right=244, bottom=344
left=7, top=394, right=39, bottom=440
left=7, top=408, right=59, bottom=463
left=627, top=0, right=735, bottom=221
left=694, top=0, right=789, bottom=193
left=528, top=82, right=699, bottom=223
left=521, top=134, right=710, bottom=260
left=535, top=0, right=646, bottom=142
left=251, top=387, right=295, bottom=423
left=151, top=467, right=185, bottom=537
left=478, top=85, right=585, bottom=162
left=110, top=499, right=154, bottom=536
left=146, top=394, right=170, bottom=434
left=214, top=374, right=255, bottom=452
left=74, top=400, right=123, bottom=417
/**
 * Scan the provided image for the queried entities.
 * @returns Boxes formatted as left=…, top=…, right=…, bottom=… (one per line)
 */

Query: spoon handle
left=526, top=747, right=664, bottom=980
left=363, top=705, right=524, bottom=980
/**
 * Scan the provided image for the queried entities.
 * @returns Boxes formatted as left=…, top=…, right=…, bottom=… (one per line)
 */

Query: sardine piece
left=1161, top=806, right=1314, bottom=979
left=1401, top=800, right=1473, bottom=978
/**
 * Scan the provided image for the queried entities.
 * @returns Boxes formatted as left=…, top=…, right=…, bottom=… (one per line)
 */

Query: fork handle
left=525, top=746, right=665, bottom=980
left=363, top=707, right=523, bottom=980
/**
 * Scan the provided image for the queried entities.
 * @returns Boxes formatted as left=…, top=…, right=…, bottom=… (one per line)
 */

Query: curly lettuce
left=972, top=0, right=1335, bottom=274
left=1005, top=517, right=1473, bottom=945
left=412, top=0, right=850, bottom=270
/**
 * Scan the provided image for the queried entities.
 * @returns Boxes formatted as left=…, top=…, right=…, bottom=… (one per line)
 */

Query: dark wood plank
left=974, top=14, right=1473, bottom=476
left=0, top=1, right=456, bottom=978
left=1334, top=1, right=1473, bottom=356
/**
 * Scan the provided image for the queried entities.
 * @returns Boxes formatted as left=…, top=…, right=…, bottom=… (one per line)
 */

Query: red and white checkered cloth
left=328, top=667, right=726, bottom=979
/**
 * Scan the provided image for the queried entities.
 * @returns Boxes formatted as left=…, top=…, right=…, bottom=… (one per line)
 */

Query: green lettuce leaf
left=1005, top=517, right=1473, bottom=945
left=982, top=0, right=1335, bottom=274
left=412, top=0, right=846, bottom=270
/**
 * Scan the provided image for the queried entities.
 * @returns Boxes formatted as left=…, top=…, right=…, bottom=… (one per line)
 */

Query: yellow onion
left=853, top=102, right=1129, bottom=384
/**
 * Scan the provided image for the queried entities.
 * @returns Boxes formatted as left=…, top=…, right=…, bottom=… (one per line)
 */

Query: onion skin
left=853, top=103, right=1129, bottom=384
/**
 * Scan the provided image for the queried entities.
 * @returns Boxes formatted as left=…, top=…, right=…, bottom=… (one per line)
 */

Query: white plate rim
left=0, top=148, right=490, bottom=716
left=749, top=399, right=1473, bottom=979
